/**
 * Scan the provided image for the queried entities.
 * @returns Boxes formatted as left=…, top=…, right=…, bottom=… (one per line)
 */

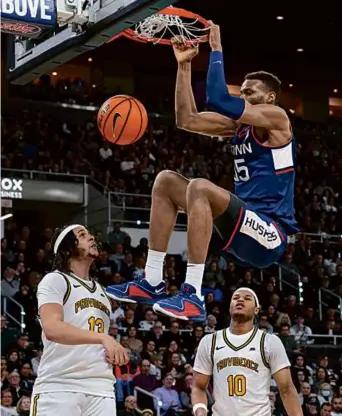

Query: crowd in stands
left=1, top=80, right=342, bottom=416
left=2, top=94, right=342, bottom=235
left=1, top=223, right=342, bottom=415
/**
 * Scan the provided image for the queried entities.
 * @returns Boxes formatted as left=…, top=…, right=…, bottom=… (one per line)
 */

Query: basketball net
left=133, top=11, right=208, bottom=45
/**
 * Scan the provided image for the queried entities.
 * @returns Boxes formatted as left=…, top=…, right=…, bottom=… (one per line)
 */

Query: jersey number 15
left=234, top=159, right=250, bottom=182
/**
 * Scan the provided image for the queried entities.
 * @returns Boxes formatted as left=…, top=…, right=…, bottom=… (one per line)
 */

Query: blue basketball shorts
left=213, top=193, right=287, bottom=268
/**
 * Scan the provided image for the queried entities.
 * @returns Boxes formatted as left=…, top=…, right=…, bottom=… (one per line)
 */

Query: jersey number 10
left=234, top=159, right=250, bottom=182
left=227, top=374, right=247, bottom=397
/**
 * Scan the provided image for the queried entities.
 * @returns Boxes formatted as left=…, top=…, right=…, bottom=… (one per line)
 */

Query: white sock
left=185, top=263, right=205, bottom=298
left=144, top=249, right=166, bottom=286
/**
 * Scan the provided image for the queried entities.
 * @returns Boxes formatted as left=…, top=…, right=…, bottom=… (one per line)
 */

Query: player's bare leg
left=148, top=170, right=189, bottom=251
left=106, top=170, right=189, bottom=303
left=153, top=172, right=231, bottom=321
left=186, top=178, right=230, bottom=263
left=137, top=170, right=189, bottom=287
left=106, top=169, right=232, bottom=320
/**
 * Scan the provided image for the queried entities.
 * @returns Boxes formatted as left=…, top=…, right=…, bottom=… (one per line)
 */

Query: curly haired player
left=31, top=224, right=128, bottom=416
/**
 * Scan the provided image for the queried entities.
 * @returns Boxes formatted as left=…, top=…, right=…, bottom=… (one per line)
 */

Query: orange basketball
left=97, top=95, right=148, bottom=145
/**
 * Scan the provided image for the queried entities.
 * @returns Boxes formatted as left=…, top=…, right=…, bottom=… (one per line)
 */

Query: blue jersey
left=230, top=125, right=299, bottom=235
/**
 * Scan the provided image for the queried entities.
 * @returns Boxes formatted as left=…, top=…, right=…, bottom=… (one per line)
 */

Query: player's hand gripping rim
left=171, top=36, right=199, bottom=63
left=100, top=334, right=129, bottom=366
left=207, top=20, right=222, bottom=52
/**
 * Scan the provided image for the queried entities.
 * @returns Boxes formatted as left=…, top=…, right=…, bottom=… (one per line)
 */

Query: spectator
left=16, top=395, right=31, bottom=416
left=110, top=300, right=125, bottom=323
left=1, top=389, right=17, bottom=416
left=290, top=315, right=313, bottom=345
left=122, top=308, right=137, bottom=328
left=258, top=313, right=274, bottom=334
left=277, top=323, right=300, bottom=359
left=5, top=371, right=22, bottom=406
left=331, top=397, right=342, bottom=416
left=299, top=382, right=312, bottom=406
left=161, top=322, right=183, bottom=347
left=145, top=321, right=164, bottom=350
left=119, top=395, right=139, bottom=416
left=6, top=351, right=21, bottom=373
left=1, top=268, right=20, bottom=298
left=139, top=309, right=156, bottom=331
left=204, top=315, right=217, bottom=333
left=108, top=223, right=129, bottom=246
left=132, top=359, right=159, bottom=410
left=120, top=253, right=136, bottom=281
left=1, top=316, right=19, bottom=353
left=305, top=396, right=321, bottom=416
left=30, top=349, right=42, bottom=377
left=141, top=340, right=158, bottom=362
left=320, top=402, right=332, bottom=416
left=317, top=383, right=334, bottom=406
left=153, top=373, right=181, bottom=416
left=18, top=363, right=35, bottom=396
left=313, top=367, right=330, bottom=392
left=127, top=326, right=143, bottom=353
left=115, top=358, right=140, bottom=406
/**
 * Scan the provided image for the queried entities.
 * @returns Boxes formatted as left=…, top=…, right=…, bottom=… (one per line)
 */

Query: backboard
left=2, top=0, right=178, bottom=85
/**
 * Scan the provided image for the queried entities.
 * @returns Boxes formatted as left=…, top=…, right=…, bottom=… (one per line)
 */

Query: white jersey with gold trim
left=33, top=271, right=115, bottom=397
left=194, top=327, right=290, bottom=416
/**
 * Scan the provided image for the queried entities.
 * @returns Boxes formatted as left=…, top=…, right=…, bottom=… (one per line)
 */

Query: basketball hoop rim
left=108, top=7, right=209, bottom=45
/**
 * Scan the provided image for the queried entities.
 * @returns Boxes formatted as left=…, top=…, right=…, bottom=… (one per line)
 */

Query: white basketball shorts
left=30, top=392, right=116, bottom=416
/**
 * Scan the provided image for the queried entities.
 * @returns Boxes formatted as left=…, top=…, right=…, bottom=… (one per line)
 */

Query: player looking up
left=192, top=287, right=303, bottom=416
left=31, top=224, right=128, bottom=416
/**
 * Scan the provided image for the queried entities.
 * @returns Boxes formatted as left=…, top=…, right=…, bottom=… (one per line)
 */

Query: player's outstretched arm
left=273, top=368, right=303, bottom=416
left=206, top=23, right=290, bottom=143
left=172, top=38, right=237, bottom=137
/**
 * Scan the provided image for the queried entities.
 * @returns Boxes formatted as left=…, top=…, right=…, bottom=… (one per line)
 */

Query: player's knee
left=152, top=170, right=177, bottom=193
left=187, top=178, right=210, bottom=198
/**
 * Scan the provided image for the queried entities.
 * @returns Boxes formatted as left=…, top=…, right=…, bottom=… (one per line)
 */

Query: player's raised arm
left=38, top=272, right=128, bottom=365
left=267, top=334, right=303, bottom=416
left=173, top=38, right=237, bottom=137
left=206, top=23, right=290, bottom=140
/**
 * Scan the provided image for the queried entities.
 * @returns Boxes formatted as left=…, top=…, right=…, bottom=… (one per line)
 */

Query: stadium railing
left=2, top=168, right=89, bottom=182
left=298, top=232, right=342, bottom=244
left=107, top=191, right=187, bottom=230
left=4, top=169, right=341, bottom=242
left=120, top=327, right=342, bottom=346
left=134, top=386, right=161, bottom=416
left=318, top=287, right=342, bottom=320
left=2, top=296, right=26, bottom=333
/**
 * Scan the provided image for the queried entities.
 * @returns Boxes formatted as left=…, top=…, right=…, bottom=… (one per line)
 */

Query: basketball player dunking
left=192, top=288, right=303, bottom=416
left=31, top=225, right=128, bottom=416
left=106, top=22, right=298, bottom=321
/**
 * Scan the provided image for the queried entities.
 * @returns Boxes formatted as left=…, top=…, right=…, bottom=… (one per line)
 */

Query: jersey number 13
left=88, top=316, right=105, bottom=333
